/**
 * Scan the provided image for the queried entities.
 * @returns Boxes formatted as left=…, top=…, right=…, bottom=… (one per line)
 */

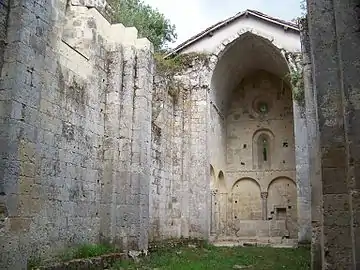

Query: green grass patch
left=59, top=243, right=117, bottom=262
left=112, top=245, right=310, bottom=270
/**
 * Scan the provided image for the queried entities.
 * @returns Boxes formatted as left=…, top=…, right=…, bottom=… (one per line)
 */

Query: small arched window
left=262, top=137, right=268, bottom=162
left=257, top=134, right=271, bottom=169
left=210, top=165, right=216, bottom=190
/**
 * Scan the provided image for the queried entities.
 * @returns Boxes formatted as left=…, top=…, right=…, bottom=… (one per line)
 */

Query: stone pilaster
left=300, top=16, right=322, bottom=268
left=130, top=41, right=153, bottom=251
left=188, top=86, right=210, bottom=238
left=307, top=0, right=360, bottom=268
left=261, top=192, right=268, bottom=220
left=210, top=190, right=217, bottom=235
left=100, top=46, right=123, bottom=244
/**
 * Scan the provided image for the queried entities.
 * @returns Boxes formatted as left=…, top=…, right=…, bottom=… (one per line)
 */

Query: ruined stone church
left=0, top=0, right=359, bottom=269
left=160, top=9, right=306, bottom=244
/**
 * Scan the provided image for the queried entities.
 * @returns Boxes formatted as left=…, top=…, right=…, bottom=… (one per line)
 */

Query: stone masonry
left=150, top=57, right=211, bottom=240
left=161, top=25, right=312, bottom=244
left=306, top=0, right=360, bottom=268
left=0, top=0, right=153, bottom=268
left=4, top=0, right=359, bottom=269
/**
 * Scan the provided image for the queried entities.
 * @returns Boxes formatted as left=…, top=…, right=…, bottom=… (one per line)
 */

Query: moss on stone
left=154, top=52, right=210, bottom=76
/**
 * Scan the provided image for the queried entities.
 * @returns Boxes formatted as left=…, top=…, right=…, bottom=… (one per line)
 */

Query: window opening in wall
left=258, top=102, right=268, bottom=114
left=276, top=207, right=287, bottom=220
left=243, top=144, right=247, bottom=148
left=256, top=133, right=271, bottom=169
left=262, top=138, right=268, bottom=161
left=283, top=142, right=288, bottom=147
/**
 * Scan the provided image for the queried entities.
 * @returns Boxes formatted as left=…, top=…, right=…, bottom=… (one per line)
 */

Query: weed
left=111, top=244, right=310, bottom=270
left=58, top=243, right=117, bottom=262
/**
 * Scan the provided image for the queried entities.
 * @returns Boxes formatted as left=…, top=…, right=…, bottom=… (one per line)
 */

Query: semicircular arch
left=252, top=128, right=275, bottom=141
left=209, top=27, right=289, bottom=70
left=267, top=176, right=296, bottom=191
left=210, top=164, right=216, bottom=190
left=232, top=177, right=260, bottom=190
left=231, top=177, right=262, bottom=220
left=217, top=170, right=226, bottom=192
left=209, top=29, right=293, bottom=115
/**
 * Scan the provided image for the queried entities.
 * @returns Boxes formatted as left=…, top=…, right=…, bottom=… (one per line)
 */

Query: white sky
left=143, top=0, right=302, bottom=47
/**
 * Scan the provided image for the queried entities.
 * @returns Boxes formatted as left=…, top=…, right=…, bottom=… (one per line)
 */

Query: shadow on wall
left=252, top=129, right=275, bottom=170
left=267, top=177, right=297, bottom=237
left=231, top=178, right=262, bottom=220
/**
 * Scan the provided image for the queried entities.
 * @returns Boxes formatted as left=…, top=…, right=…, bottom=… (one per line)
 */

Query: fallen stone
left=243, top=242, right=256, bottom=247
left=233, top=265, right=253, bottom=269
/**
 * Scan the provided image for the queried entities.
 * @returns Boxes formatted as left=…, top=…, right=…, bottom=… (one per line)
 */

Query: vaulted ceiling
left=211, top=32, right=290, bottom=114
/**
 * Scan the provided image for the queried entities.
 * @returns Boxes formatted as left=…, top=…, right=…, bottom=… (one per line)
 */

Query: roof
left=165, top=9, right=299, bottom=58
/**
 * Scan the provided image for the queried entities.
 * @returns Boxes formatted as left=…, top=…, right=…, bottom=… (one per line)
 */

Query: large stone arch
left=231, top=177, right=262, bottom=221
left=267, top=176, right=297, bottom=238
left=209, top=30, right=291, bottom=113
left=205, top=26, right=310, bottom=242
left=207, top=27, right=291, bottom=88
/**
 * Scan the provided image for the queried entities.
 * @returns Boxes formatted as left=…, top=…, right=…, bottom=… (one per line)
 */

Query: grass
left=58, top=243, right=117, bottom=262
left=112, top=244, right=310, bottom=270
left=28, top=243, right=119, bottom=269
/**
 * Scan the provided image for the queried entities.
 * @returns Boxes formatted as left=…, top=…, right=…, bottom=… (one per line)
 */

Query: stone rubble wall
left=150, top=60, right=211, bottom=240
left=0, top=0, right=153, bottom=269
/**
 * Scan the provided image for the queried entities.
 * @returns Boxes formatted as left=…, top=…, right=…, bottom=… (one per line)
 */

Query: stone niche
left=210, top=70, right=297, bottom=240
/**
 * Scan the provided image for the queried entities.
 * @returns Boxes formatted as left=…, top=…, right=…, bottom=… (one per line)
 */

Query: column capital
left=261, top=192, right=268, bottom=199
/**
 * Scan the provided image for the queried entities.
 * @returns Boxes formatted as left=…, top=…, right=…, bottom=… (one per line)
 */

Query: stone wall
left=0, top=0, right=321, bottom=267
left=213, top=70, right=298, bottom=239
left=149, top=51, right=304, bottom=242
left=306, top=0, right=360, bottom=268
left=149, top=73, right=177, bottom=239
left=149, top=57, right=211, bottom=240
left=0, top=0, right=153, bottom=269
left=300, top=16, right=321, bottom=268
left=0, top=0, right=9, bottom=74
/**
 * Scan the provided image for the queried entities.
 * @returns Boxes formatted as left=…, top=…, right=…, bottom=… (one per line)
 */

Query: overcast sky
left=143, top=0, right=302, bottom=47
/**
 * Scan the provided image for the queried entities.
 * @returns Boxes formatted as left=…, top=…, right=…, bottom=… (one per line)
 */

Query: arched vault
left=210, top=30, right=291, bottom=114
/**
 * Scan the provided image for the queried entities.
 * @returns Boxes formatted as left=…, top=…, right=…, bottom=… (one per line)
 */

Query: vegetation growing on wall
left=291, top=0, right=307, bottom=25
left=285, top=1, right=307, bottom=107
left=288, top=67, right=305, bottom=107
left=154, top=52, right=210, bottom=99
left=154, top=52, right=210, bottom=76
left=281, top=49, right=305, bottom=107
left=110, top=0, right=177, bottom=51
